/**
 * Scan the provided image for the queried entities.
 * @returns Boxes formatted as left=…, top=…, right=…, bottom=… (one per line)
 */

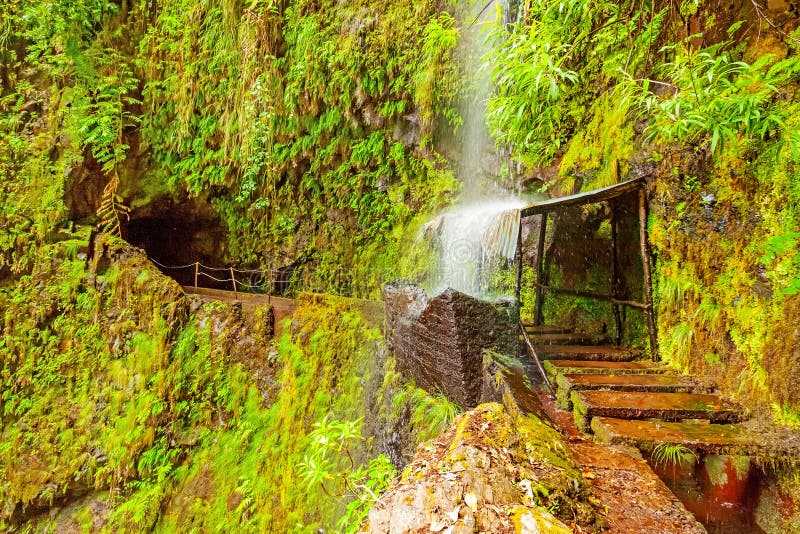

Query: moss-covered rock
left=364, top=403, right=599, bottom=533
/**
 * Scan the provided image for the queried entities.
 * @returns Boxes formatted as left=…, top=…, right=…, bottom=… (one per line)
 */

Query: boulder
left=383, top=281, right=518, bottom=408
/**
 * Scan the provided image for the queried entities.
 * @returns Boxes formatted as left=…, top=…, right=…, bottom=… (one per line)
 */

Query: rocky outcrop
left=383, top=281, right=518, bottom=408
left=363, top=403, right=599, bottom=533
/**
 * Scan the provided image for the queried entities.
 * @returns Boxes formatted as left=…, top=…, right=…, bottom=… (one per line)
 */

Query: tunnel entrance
left=124, top=196, right=228, bottom=288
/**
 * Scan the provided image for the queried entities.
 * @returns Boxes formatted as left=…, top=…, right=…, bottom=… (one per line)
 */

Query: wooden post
left=194, top=262, right=199, bottom=288
left=230, top=267, right=238, bottom=300
left=639, top=186, right=658, bottom=360
left=534, top=212, right=548, bottom=326
left=514, top=218, right=523, bottom=306
left=610, top=201, right=623, bottom=346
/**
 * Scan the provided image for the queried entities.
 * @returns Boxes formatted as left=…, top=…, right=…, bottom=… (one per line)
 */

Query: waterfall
left=423, top=199, right=525, bottom=297
left=419, top=1, right=534, bottom=298
left=458, top=0, right=497, bottom=199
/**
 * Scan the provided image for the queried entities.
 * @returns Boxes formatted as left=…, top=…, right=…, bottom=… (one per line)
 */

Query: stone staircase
left=520, top=321, right=786, bottom=458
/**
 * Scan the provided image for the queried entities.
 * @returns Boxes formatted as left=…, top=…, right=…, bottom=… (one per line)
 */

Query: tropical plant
left=651, top=443, right=697, bottom=468
left=97, top=173, right=130, bottom=236
left=622, top=31, right=800, bottom=157
left=298, top=417, right=398, bottom=533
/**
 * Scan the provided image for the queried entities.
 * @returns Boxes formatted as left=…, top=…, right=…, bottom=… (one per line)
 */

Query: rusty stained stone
left=576, top=390, right=742, bottom=423
left=383, top=281, right=517, bottom=408
left=538, top=344, right=639, bottom=362
left=564, top=373, right=699, bottom=393
left=528, top=332, right=602, bottom=345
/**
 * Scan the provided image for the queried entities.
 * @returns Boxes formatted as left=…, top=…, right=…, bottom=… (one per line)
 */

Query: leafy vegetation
left=651, top=443, right=698, bottom=469
left=1, top=0, right=466, bottom=299
left=298, top=418, right=397, bottom=533
left=2, top=0, right=800, bottom=531
left=486, top=0, right=800, bottom=422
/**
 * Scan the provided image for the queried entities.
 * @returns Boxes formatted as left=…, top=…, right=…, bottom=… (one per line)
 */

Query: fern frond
left=97, top=174, right=129, bottom=237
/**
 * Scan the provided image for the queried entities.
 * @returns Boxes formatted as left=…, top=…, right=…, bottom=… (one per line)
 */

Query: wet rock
left=363, top=403, right=595, bottom=534
left=755, top=469, right=800, bottom=533
left=21, top=492, right=111, bottom=532
left=383, top=281, right=518, bottom=408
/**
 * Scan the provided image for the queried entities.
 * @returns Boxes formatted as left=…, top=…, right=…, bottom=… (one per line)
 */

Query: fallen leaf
left=464, top=492, right=478, bottom=512
left=430, top=518, right=448, bottom=532
left=446, top=507, right=460, bottom=522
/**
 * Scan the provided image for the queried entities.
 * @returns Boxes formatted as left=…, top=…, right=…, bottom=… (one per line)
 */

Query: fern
left=96, top=173, right=130, bottom=237
left=623, top=36, right=800, bottom=158
left=651, top=443, right=697, bottom=467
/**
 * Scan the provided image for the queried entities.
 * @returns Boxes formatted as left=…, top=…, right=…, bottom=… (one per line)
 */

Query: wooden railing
left=519, top=321, right=556, bottom=399
left=515, top=178, right=659, bottom=360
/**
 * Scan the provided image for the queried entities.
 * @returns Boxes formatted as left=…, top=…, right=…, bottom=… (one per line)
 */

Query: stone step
left=554, top=373, right=700, bottom=412
left=571, top=390, right=742, bottom=431
left=563, top=373, right=700, bottom=393
left=568, top=441, right=706, bottom=533
left=543, top=359, right=668, bottom=383
left=522, top=324, right=573, bottom=334
left=537, top=345, right=638, bottom=362
left=531, top=333, right=602, bottom=345
left=592, top=417, right=800, bottom=460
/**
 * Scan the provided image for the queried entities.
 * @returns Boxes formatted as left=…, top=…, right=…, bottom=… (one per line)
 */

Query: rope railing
left=146, top=256, right=363, bottom=299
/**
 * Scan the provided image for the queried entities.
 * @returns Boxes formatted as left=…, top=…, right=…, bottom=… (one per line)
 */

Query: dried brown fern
left=96, top=172, right=130, bottom=237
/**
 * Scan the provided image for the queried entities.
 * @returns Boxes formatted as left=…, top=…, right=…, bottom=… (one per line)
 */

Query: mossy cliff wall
left=0, top=236, right=455, bottom=531
left=1, top=0, right=466, bottom=296
left=2, top=3, right=800, bottom=531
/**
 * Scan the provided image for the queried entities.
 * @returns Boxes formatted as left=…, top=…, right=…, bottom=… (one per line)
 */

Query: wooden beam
left=520, top=177, right=643, bottom=217
left=514, top=220, right=523, bottom=307
left=639, top=187, right=659, bottom=360
left=536, top=284, right=649, bottom=310
left=611, top=201, right=623, bottom=345
left=520, top=321, right=556, bottom=399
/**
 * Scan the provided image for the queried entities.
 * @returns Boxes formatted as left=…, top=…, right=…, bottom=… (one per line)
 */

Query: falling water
left=424, top=198, right=527, bottom=297
left=420, top=1, right=532, bottom=297
left=459, top=0, right=498, bottom=199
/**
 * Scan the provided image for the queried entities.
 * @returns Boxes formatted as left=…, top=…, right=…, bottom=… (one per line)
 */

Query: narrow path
left=182, top=285, right=299, bottom=326
left=516, top=321, right=800, bottom=532
left=499, top=353, right=706, bottom=532
left=181, top=286, right=386, bottom=330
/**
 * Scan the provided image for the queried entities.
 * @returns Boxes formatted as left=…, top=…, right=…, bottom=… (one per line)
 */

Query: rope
left=147, top=255, right=351, bottom=295
left=196, top=271, right=236, bottom=283
left=148, top=257, right=197, bottom=270
left=148, top=256, right=271, bottom=274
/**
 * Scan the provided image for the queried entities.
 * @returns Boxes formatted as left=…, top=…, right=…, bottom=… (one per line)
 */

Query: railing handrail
left=519, top=321, right=556, bottom=399
left=145, top=256, right=364, bottom=298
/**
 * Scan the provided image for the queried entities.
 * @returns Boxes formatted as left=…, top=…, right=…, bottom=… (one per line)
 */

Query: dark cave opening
left=123, top=196, right=230, bottom=289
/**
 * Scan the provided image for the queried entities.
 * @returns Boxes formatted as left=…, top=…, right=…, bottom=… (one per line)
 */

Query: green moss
left=560, top=92, right=636, bottom=191
left=510, top=506, right=572, bottom=534
left=0, top=236, right=421, bottom=531
left=555, top=374, right=573, bottom=411
left=570, top=391, right=589, bottom=432
left=704, top=455, right=730, bottom=487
